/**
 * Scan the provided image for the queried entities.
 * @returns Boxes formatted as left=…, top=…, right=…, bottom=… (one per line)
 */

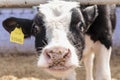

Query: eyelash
left=33, top=25, right=41, bottom=36
left=77, top=22, right=84, bottom=32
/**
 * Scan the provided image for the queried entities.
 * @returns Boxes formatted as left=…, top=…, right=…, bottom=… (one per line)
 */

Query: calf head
left=2, top=0, right=98, bottom=77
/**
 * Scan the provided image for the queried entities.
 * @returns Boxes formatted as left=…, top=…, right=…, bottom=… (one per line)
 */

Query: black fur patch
left=34, top=13, right=47, bottom=52
left=86, top=5, right=116, bottom=49
left=69, top=8, right=85, bottom=60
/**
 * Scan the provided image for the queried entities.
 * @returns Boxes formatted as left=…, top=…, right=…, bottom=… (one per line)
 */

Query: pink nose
left=44, top=47, right=71, bottom=61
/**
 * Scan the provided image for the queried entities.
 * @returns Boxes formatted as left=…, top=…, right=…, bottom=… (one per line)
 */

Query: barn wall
left=0, top=7, right=120, bottom=54
left=113, top=7, right=120, bottom=46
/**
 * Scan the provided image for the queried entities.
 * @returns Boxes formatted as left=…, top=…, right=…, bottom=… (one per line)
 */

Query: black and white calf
left=2, top=0, right=116, bottom=80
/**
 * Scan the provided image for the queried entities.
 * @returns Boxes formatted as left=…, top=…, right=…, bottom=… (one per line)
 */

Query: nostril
left=63, top=49, right=71, bottom=59
left=63, top=53, right=69, bottom=58
left=46, top=52, right=51, bottom=59
left=44, top=49, right=52, bottom=59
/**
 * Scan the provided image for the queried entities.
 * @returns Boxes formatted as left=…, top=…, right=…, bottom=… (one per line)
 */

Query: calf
left=2, top=0, right=116, bottom=80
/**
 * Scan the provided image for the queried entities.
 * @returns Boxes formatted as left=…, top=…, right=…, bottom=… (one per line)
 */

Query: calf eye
left=32, top=25, right=41, bottom=36
left=77, top=22, right=84, bottom=32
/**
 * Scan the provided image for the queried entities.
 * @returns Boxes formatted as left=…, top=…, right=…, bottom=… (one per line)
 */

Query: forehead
left=38, top=1, right=80, bottom=23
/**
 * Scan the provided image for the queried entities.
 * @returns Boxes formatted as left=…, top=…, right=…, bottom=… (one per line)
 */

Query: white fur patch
left=83, top=35, right=112, bottom=80
left=37, top=0, right=80, bottom=78
left=38, top=1, right=79, bottom=44
left=83, top=35, right=94, bottom=56
left=93, top=41, right=112, bottom=80
left=82, top=35, right=95, bottom=80
left=39, top=0, right=79, bottom=19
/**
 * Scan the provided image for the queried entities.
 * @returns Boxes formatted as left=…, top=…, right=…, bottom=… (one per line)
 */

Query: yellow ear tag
left=10, top=27, right=24, bottom=44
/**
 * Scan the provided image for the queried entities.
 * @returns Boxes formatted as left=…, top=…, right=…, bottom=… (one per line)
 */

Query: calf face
left=2, top=0, right=98, bottom=78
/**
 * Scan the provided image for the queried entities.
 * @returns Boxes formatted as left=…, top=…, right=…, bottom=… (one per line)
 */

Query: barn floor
left=0, top=46, right=120, bottom=80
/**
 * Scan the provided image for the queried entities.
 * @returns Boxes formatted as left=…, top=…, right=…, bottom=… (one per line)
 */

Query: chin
left=42, top=66, right=76, bottom=78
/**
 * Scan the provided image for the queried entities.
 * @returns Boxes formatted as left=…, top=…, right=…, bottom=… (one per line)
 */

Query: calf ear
left=83, top=5, right=98, bottom=27
left=2, top=17, right=33, bottom=38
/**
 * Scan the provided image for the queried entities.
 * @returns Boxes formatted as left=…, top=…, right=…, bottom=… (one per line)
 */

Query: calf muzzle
left=44, top=46, right=71, bottom=69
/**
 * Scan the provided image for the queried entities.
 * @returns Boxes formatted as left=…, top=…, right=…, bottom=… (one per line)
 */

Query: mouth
left=48, top=66, right=72, bottom=71
left=39, top=66, right=75, bottom=77
left=39, top=65, right=73, bottom=72
left=41, top=65, right=76, bottom=73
